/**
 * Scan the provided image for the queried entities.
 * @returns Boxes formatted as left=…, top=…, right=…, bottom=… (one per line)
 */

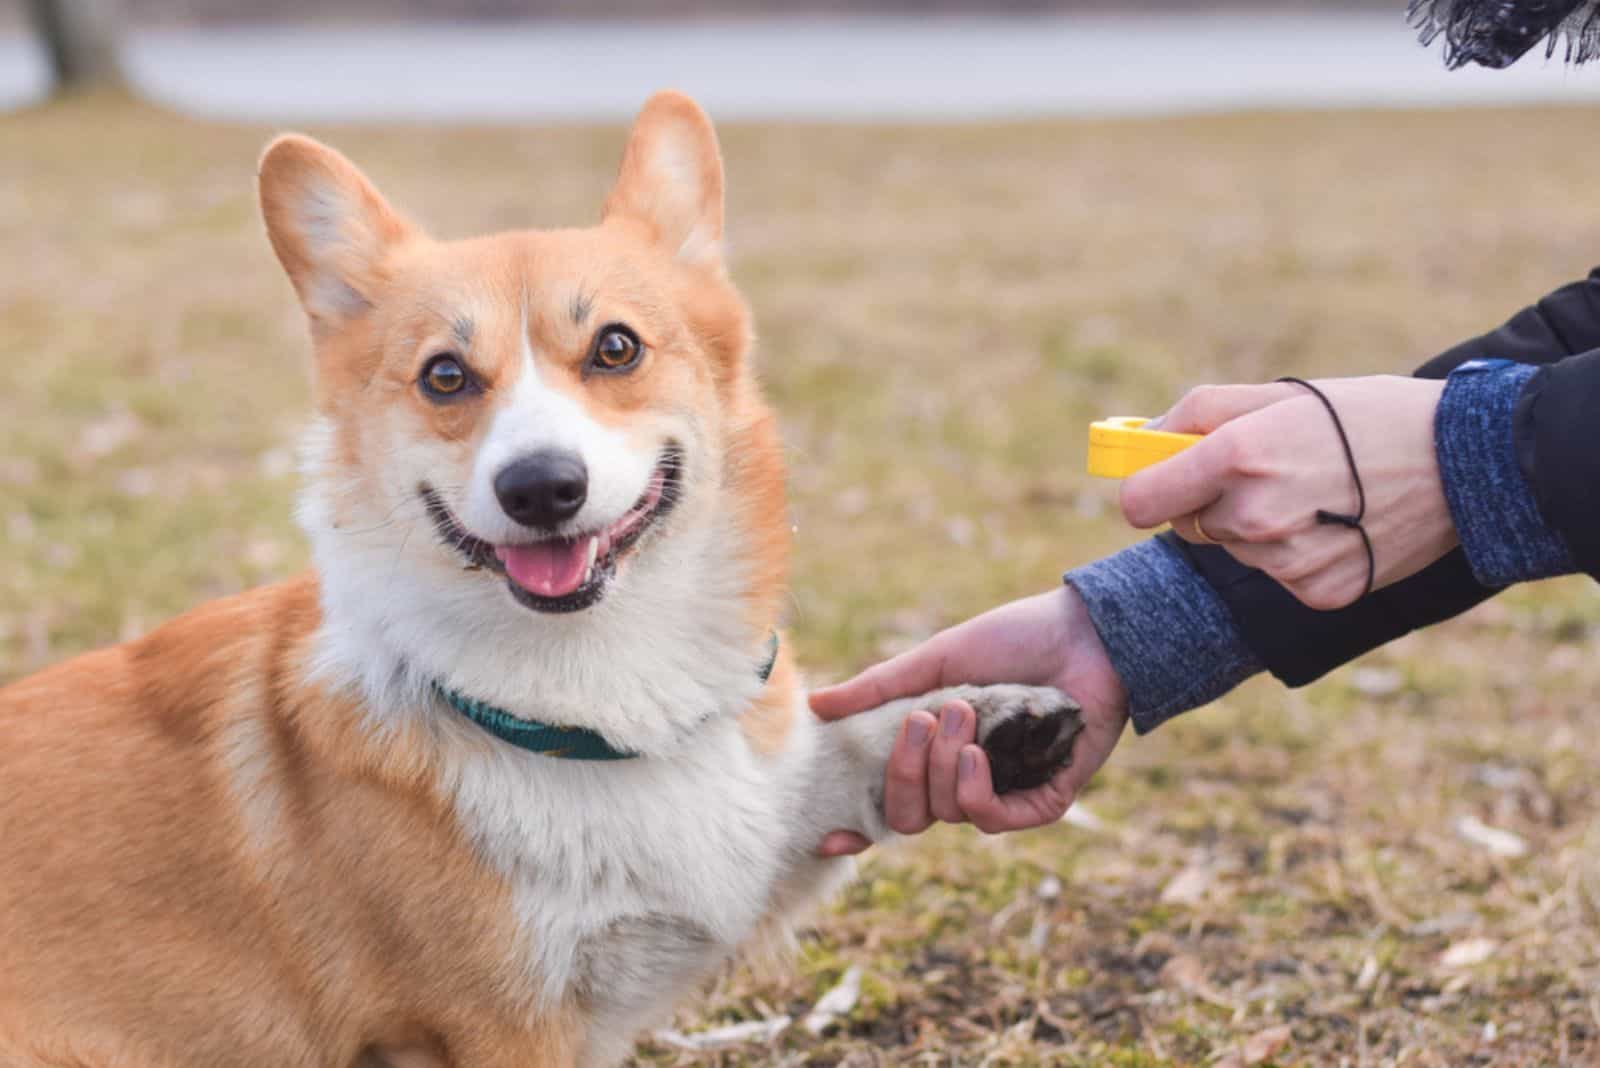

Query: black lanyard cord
left=1276, top=376, right=1377, bottom=601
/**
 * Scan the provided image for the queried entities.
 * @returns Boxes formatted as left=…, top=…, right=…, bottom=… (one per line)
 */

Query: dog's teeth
left=584, top=536, right=599, bottom=570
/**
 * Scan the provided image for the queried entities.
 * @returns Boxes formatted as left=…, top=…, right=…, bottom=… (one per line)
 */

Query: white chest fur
left=433, top=706, right=830, bottom=1061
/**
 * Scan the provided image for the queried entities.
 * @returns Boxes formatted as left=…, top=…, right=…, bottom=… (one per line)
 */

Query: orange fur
left=0, top=578, right=582, bottom=1066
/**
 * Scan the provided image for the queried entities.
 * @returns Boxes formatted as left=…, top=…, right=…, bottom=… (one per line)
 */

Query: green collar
left=434, top=632, right=780, bottom=762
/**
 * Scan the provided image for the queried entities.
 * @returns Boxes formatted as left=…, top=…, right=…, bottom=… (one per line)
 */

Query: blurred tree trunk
left=26, top=0, right=126, bottom=94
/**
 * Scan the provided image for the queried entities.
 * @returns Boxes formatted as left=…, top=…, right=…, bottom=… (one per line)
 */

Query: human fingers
left=1120, top=429, right=1240, bottom=530
left=954, top=701, right=1129, bottom=834
left=809, top=636, right=952, bottom=721
left=1171, top=511, right=1226, bottom=546
left=927, top=701, right=975, bottom=825
left=816, top=830, right=872, bottom=857
left=883, top=711, right=938, bottom=835
left=1151, top=382, right=1302, bottom=435
left=1185, top=483, right=1320, bottom=546
left=955, top=747, right=1075, bottom=834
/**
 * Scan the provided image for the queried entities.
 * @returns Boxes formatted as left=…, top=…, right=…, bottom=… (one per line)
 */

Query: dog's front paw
left=966, top=685, right=1083, bottom=794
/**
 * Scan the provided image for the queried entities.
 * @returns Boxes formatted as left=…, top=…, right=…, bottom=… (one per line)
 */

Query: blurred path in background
left=4, top=11, right=1600, bottom=120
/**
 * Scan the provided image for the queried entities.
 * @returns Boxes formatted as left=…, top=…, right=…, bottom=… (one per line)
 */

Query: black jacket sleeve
left=1180, top=267, right=1600, bottom=688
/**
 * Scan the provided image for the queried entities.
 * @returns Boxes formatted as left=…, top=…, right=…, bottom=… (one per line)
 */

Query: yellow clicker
left=1086, top=417, right=1203, bottom=479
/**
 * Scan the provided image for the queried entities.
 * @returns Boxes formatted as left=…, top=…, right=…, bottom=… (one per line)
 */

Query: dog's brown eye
left=421, top=355, right=469, bottom=398
left=590, top=326, right=642, bottom=373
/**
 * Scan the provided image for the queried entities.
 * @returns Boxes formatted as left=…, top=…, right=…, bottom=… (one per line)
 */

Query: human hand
left=1122, top=376, right=1456, bottom=611
left=810, top=585, right=1128, bottom=855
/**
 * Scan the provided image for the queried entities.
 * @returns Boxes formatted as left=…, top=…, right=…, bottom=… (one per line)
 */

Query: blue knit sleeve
left=1065, top=539, right=1262, bottom=734
left=1435, top=359, right=1576, bottom=586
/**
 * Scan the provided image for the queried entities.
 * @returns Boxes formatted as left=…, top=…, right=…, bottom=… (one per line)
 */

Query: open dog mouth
left=421, top=446, right=683, bottom=614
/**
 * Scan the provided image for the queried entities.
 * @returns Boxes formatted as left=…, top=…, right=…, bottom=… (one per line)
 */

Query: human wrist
left=1434, top=359, right=1575, bottom=586
left=1065, top=538, right=1261, bottom=734
left=1052, top=583, right=1128, bottom=713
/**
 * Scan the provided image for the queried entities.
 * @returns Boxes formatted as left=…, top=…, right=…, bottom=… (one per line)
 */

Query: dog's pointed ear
left=257, top=134, right=418, bottom=330
left=602, top=91, right=724, bottom=268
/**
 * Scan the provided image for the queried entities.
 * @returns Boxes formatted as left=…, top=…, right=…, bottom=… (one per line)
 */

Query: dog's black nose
left=494, top=450, right=588, bottom=528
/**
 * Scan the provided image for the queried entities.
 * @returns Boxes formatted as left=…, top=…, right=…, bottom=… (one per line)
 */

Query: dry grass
left=4, top=95, right=1599, bottom=1066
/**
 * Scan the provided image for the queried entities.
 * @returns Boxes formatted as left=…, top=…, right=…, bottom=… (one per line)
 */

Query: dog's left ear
left=602, top=91, right=725, bottom=268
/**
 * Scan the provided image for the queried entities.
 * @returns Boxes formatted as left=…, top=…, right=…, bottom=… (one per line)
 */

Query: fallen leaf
left=1159, top=953, right=1236, bottom=1010
left=804, top=965, right=862, bottom=1035
left=1408, top=909, right=1479, bottom=937
left=1454, top=815, right=1529, bottom=858
left=1159, top=953, right=1207, bottom=994
left=987, top=895, right=1026, bottom=934
left=1215, top=1024, right=1293, bottom=1067
left=1350, top=666, right=1403, bottom=697
left=1439, top=937, right=1498, bottom=969
left=1355, top=954, right=1380, bottom=991
left=1242, top=1024, right=1293, bottom=1063
left=1473, top=764, right=1537, bottom=792
left=654, top=1016, right=791, bottom=1051
left=1160, top=863, right=1213, bottom=906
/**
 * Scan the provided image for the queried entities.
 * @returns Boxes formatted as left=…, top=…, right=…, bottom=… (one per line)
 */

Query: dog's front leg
left=792, top=684, right=1084, bottom=850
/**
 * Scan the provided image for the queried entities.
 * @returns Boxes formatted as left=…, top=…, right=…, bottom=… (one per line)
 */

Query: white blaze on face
left=462, top=344, right=658, bottom=591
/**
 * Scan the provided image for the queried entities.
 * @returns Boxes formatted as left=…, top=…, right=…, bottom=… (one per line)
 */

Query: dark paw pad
left=980, top=696, right=1083, bottom=795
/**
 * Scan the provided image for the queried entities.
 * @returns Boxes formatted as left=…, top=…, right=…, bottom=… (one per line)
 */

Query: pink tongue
left=497, top=541, right=589, bottom=599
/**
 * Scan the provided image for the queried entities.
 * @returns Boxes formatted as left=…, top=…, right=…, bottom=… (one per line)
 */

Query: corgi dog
left=0, top=92, right=1081, bottom=1068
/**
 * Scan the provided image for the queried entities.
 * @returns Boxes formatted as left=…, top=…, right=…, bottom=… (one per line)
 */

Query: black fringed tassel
left=1408, top=0, right=1600, bottom=68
